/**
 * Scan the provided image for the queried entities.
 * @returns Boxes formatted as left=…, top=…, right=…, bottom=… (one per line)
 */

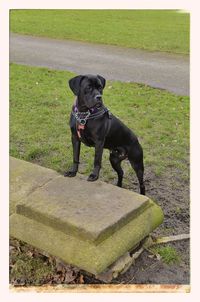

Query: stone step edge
left=16, top=196, right=152, bottom=245
left=10, top=202, right=163, bottom=275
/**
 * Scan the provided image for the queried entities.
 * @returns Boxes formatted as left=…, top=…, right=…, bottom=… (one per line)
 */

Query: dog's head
left=69, top=74, right=106, bottom=110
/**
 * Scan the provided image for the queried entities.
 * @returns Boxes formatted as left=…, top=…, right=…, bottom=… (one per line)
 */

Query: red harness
left=77, top=123, right=85, bottom=139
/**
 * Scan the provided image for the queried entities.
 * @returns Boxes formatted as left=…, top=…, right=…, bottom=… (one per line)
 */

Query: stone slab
left=10, top=157, right=164, bottom=275
left=10, top=198, right=163, bottom=275
left=9, top=157, right=58, bottom=215
left=16, top=174, right=150, bottom=244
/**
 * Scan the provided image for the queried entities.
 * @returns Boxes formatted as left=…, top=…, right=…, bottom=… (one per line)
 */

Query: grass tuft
left=150, top=245, right=181, bottom=265
left=10, top=252, right=53, bottom=285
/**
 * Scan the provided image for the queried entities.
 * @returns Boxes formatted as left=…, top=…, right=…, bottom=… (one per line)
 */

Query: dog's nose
left=95, top=94, right=102, bottom=101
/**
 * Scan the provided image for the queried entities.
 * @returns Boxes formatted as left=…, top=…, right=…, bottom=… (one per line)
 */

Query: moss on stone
left=10, top=201, right=163, bottom=275
left=10, top=157, right=164, bottom=275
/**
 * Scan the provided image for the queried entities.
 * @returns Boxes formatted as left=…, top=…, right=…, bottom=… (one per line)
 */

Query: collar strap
left=72, top=104, right=109, bottom=125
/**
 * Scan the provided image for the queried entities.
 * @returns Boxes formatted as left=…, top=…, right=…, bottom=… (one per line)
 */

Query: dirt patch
left=119, top=166, right=190, bottom=284
left=9, top=166, right=190, bottom=286
left=84, top=166, right=190, bottom=285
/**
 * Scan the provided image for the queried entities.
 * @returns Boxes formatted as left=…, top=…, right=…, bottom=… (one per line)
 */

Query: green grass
left=9, top=63, right=189, bottom=184
left=10, top=252, right=53, bottom=285
left=150, top=245, right=181, bottom=265
left=10, top=238, right=56, bottom=285
left=10, top=10, right=189, bottom=54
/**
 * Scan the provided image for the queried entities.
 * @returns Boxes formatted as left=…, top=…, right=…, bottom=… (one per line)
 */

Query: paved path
left=10, top=33, right=189, bottom=96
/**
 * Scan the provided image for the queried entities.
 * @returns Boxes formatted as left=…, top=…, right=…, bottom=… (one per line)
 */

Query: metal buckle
left=74, top=110, right=91, bottom=125
left=80, top=119, right=87, bottom=125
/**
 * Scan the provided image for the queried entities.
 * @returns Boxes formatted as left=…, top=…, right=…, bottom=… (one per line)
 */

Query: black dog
left=64, top=74, right=145, bottom=195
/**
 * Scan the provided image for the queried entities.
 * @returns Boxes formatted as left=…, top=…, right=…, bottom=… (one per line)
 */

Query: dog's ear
left=68, top=75, right=84, bottom=95
left=97, top=75, right=106, bottom=89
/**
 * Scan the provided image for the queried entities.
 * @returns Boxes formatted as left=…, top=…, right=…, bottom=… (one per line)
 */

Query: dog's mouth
left=95, top=102, right=102, bottom=108
left=87, top=101, right=102, bottom=110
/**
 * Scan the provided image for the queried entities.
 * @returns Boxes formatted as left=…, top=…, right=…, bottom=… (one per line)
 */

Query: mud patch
left=115, top=166, right=190, bottom=284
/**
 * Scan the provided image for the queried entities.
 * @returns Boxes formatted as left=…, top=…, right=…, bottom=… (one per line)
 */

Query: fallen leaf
left=156, top=254, right=162, bottom=261
left=79, top=274, right=84, bottom=284
left=26, top=250, right=34, bottom=258
left=64, top=270, right=76, bottom=283
left=148, top=254, right=155, bottom=259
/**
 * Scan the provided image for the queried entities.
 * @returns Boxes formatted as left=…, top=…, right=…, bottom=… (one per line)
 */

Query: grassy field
left=10, top=10, right=189, bottom=54
left=10, top=63, right=189, bottom=183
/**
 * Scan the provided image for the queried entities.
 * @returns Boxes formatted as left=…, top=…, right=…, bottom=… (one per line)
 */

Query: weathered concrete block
left=10, top=157, right=164, bottom=275
left=9, top=157, right=58, bottom=215
left=16, top=175, right=151, bottom=244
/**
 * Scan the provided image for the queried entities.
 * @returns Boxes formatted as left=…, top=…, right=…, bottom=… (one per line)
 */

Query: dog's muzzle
left=95, top=94, right=102, bottom=101
left=94, top=95, right=102, bottom=108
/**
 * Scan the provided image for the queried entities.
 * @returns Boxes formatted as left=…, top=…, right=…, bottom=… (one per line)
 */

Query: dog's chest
left=78, top=125, right=95, bottom=147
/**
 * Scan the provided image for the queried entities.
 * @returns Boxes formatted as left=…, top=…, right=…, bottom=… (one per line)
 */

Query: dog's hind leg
left=128, top=145, right=146, bottom=195
left=109, top=150, right=124, bottom=187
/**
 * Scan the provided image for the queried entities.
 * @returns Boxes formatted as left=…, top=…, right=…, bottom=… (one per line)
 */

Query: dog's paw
left=64, top=170, right=77, bottom=177
left=87, top=173, right=99, bottom=182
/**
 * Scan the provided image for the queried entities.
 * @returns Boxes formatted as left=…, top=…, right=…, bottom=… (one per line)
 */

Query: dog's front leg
left=64, top=134, right=81, bottom=177
left=87, top=140, right=104, bottom=181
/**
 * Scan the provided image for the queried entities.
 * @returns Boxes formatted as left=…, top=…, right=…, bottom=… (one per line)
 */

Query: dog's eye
left=86, top=86, right=92, bottom=92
